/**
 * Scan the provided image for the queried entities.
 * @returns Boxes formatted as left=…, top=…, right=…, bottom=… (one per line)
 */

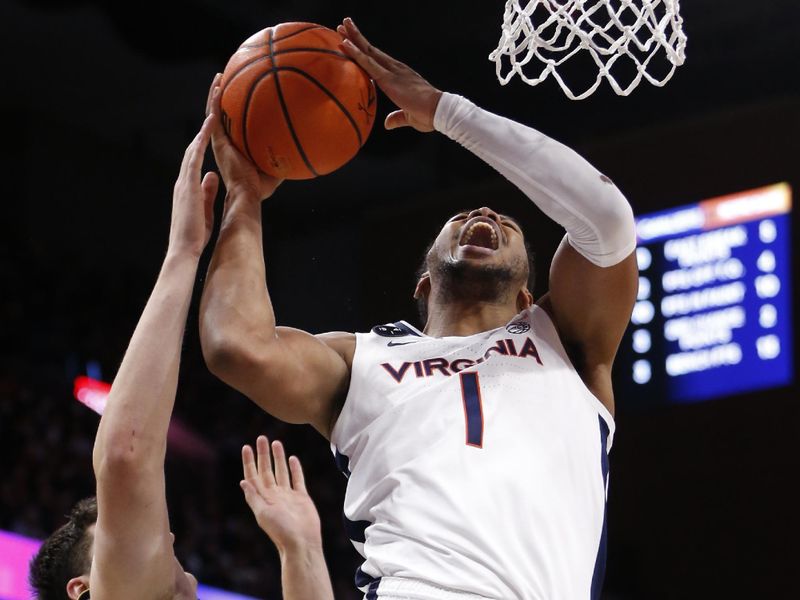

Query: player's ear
left=67, top=575, right=90, bottom=600
left=414, top=271, right=431, bottom=300
left=517, top=287, right=534, bottom=311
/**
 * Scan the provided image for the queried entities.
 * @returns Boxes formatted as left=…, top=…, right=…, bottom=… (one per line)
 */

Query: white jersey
left=330, top=305, right=614, bottom=600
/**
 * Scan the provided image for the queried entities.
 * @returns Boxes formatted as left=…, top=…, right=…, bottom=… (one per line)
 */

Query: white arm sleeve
left=433, top=92, right=636, bottom=268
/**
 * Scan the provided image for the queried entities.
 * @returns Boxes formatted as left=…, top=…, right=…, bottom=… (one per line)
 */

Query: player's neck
left=423, top=301, right=521, bottom=338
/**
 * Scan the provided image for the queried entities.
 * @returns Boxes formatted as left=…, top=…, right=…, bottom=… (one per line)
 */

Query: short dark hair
left=414, top=238, right=537, bottom=325
left=29, top=497, right=97, bottom=600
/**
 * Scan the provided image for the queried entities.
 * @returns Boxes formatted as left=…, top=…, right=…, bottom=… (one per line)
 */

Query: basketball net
left=489, top=0, right=687, bottom=99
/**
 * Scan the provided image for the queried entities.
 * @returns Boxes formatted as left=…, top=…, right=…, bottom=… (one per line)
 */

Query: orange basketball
left=219, top=22, right=377, bottom=180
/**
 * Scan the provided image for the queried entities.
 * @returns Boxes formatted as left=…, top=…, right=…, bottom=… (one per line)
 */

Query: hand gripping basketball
left=205, top=74, right=283, bottom=202
left=337, top=18, right=442, bottom=133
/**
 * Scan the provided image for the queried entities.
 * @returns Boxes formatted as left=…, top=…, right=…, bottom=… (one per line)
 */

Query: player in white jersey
left=200, top=18, right=638, bottom=600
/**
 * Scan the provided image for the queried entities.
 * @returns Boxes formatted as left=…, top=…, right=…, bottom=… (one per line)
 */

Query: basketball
left=219, top=22, right=377, bottom=180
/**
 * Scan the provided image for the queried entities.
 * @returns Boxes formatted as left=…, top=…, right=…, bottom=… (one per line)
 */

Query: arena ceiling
left=4, top=0, right=799, bottom=159
left=2, top=0, right=798, bottom=307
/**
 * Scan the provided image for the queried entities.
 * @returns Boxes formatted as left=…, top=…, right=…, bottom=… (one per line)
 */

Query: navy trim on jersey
left=344, top=514, right=372, bottom=544
left=355, top=566, right=378, bottom=588
left=392, top=321, right=422, bottom=337
left=590, top=416, right=611, bottom=600
left=372, top=322, right=421, bottom=338
left=356, top=568, right=381, bottom=598
left=334, top=448, right=352, bottom=478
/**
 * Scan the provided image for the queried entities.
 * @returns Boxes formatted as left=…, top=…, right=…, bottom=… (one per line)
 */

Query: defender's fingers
left=288, top=456, right=307, bottom=493
left=206, top=73, right=222, bottom=116
left=239, top=480, right=263, bottom=512
left=241, top=444, right=258, bottom=482
left=256, top=436, right=275, bottom=487
left=272, top=440, right=290, bottom=488
left=180, top=114, right=213, bottom=177
left=208, top=87, right=228, bottom=139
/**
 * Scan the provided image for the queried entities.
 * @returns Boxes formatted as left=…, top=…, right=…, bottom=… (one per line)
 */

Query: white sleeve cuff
left=433, top=92, right=636, bottom=268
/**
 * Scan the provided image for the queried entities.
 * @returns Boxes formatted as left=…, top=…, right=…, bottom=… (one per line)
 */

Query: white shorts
left=364, top=577, right=495, bottom=600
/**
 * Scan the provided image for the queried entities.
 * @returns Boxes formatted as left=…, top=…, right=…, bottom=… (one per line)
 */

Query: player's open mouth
left=459, top=220, right=500, bottom=251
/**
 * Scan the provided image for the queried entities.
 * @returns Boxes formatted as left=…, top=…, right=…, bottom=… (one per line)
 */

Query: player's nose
left=468, top=207, right=500, bottom=223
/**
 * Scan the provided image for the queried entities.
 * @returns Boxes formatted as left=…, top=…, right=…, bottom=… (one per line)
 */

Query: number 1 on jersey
left=459, top=372, right=484, bottom=448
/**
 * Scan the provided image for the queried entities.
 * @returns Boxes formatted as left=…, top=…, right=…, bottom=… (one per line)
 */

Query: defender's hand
left=168, top=114, right=219, bottom=258
left=240, top=436, right=323, bottom=553
left=337, top=18, right=442, bottom=132
left=206, top=74, right=283, bottom=202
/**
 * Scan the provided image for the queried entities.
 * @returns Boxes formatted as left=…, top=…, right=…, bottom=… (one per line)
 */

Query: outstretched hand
left=337, top=18, right=442, bottom=132
left=205, top=74, right=283, bottom=202
left=168, top=114, right=219, bottom=258
left=240, top=436, right=323, bottom=553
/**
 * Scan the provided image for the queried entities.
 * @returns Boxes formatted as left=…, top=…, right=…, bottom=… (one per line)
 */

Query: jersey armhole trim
left=330, top=331, right=366, bottom=447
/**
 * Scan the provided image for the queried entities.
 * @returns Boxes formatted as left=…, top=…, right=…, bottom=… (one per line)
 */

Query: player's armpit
left=540, top=236, right=638, bottom=410
left=207, top=327, right=353, bottom=438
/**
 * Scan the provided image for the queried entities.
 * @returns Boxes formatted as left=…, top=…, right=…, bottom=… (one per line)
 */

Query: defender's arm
left=91, top=116, right=218, bottom=598
left=240, top=437, right=335, bottom=600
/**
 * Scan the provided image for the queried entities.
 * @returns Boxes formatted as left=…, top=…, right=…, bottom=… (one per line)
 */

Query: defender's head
left=29, top=497, right=198, bottom=599
left=415, top=207, right=535, bottom=323
left=29, top=497, right=97, bottom=600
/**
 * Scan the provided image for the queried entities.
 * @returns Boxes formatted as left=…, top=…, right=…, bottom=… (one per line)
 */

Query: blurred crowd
left=0, top=238, right=363, bottom=599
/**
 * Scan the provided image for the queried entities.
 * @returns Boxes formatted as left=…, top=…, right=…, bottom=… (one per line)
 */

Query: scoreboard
left=616, top=183, right=793, bottom=405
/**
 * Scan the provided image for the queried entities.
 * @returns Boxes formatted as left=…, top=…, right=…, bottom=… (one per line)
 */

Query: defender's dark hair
left=414, top=238, right=537, bottom=325
left=29, top=497, right=97, bottom=600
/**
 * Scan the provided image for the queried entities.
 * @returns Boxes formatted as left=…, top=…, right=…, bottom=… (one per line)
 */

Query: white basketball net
left=490, top=0, right=687, bottom=99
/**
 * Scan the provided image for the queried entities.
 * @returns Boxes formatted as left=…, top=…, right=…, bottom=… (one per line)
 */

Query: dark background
left=1, top=0, right=799, bottom=598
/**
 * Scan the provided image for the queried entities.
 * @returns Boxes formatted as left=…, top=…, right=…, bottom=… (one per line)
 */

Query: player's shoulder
left=317, top=321, right=425, bottom=362
left=316, top=330, right=356, bottom=343
left=316, top=331, right=357, bottom=367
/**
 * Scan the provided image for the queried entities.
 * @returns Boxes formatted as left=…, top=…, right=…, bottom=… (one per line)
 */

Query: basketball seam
left=273, top=24, right=324, bottom=43
left=241, top=70, right=268, bottom=168
left=222, top=55, right=271, bottom=98
left=222, top=48, right=351, bottom=97
left=274, top=67, right=364, bottom=149
left=239, top=25, right=325, bottom=50
left=274, top=47, right=349, bottom=59
left=270, top=31, right=319, bottom=178
left=238, top=25, right=324, bottom=49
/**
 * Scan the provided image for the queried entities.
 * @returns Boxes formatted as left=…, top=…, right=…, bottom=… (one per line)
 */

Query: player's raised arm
left=200, top=75, right=351, bottom=438
left=240, top=437, right=335, bottom=600
left=339, top=18, right=637, bottom=412
left=90, top=114, right=218, bottom=599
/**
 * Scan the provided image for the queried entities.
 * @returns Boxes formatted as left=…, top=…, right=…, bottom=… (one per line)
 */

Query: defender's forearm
left=93, top=252, right=198, bottom=472
left=200, top=193, right=277, bottom=357
left=434, top=92, right=635, bottom=268
left=279, top=545, right=335, bottom=600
